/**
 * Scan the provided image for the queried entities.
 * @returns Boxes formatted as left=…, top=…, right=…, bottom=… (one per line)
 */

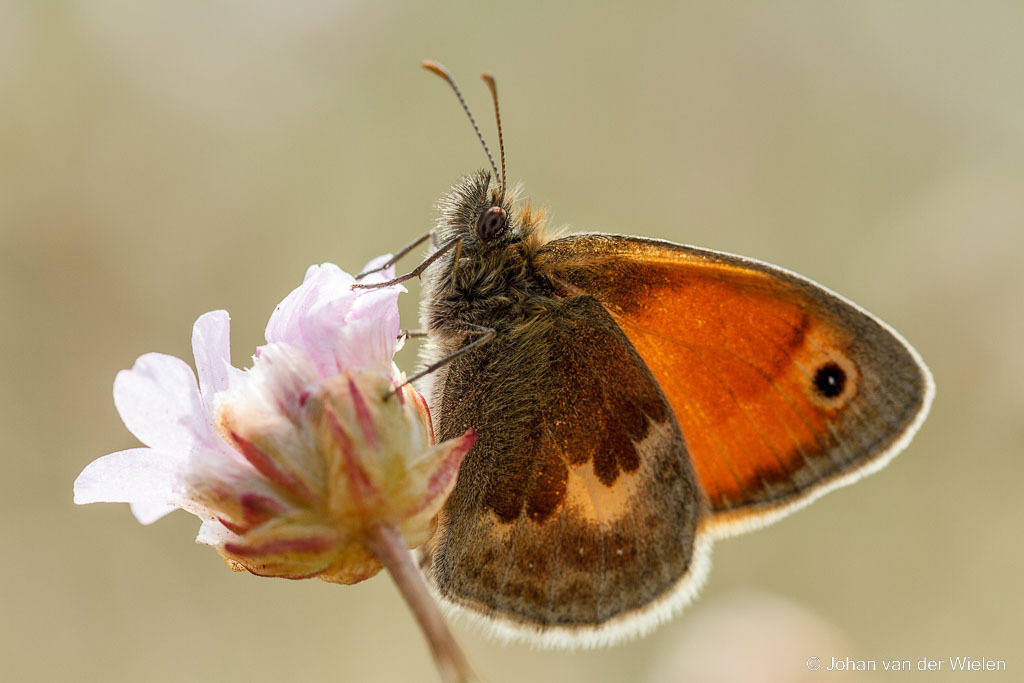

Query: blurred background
left=3, top=2, right=1022, bottom=681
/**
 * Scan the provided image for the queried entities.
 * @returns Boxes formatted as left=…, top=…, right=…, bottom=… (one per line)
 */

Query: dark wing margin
left=536, top=234, right=934, bottom=535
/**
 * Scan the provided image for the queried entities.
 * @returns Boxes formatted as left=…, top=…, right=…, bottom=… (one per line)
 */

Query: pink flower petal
left=192, top=310, right=232, bottom=405
left=284, top=267, right=362, bottom=375
left=334, top=287, right=402, bottom=371
left=263, top=262, right=404, bottom=378
left=113, top=353, right=211, bottom=453
left=73, top=447, right=186, bottom=523
left=265, top=264, right=354, bottom=350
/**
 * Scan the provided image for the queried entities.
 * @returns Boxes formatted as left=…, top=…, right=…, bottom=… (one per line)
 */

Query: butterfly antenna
left=480, top=73, right=506, bottom=199
left=422, top=60, right=500, bottom=187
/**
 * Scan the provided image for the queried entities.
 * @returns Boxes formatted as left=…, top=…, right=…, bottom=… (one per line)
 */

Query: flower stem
left=365, top=523, right=477, bottom=683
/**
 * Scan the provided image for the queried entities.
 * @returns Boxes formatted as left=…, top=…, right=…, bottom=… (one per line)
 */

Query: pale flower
left=74, top=258, right=476, bottom=585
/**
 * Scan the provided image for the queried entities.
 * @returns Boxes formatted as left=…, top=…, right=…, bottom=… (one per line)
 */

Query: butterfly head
left=435, top=169, right=547, bottom=253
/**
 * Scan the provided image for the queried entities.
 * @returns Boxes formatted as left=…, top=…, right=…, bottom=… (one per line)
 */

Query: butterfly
left=357, top=62, right=934, bottom=649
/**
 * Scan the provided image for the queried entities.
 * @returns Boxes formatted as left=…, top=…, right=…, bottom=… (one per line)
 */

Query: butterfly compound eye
left=477, top=206, right=507, bottom=242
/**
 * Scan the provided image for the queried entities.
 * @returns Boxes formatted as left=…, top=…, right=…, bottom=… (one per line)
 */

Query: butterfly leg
left=353, top=236, right=462, bottom=289
left=355, top=229, right=437, bottom=280
left=392, top=323, right=495, bottom=393
left=396, top=329, right=429, bottom=344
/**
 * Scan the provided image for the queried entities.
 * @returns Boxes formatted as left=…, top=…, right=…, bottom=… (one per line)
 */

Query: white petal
left=192, top=310, right=232, bottom=404
left=196, top=518, right=241, bottom=547
left=130, top=500, right=180, bottom=525
left=74, top=447, right=187, bottom=523
left=113, top=353, right=211, bottom=452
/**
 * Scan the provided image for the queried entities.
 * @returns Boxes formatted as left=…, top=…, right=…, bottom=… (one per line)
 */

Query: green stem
left=365, top=523, right=477, bottom=683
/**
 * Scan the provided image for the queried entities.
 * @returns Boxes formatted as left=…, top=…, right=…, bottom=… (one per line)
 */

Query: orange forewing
left=538, top=235, right=931, bottom=528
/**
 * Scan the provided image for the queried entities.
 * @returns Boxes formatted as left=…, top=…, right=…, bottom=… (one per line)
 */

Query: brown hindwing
left=421, top=295, right=704, bottom=630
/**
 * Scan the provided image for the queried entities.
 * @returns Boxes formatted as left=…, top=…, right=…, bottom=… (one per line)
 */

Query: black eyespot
left=476, top=206, right=507, bottom=242
left=813, top=362, right=847, bottom=399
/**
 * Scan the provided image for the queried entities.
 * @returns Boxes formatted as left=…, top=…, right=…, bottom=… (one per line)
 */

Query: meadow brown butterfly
left=357, top=62, right=934, bottom=648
